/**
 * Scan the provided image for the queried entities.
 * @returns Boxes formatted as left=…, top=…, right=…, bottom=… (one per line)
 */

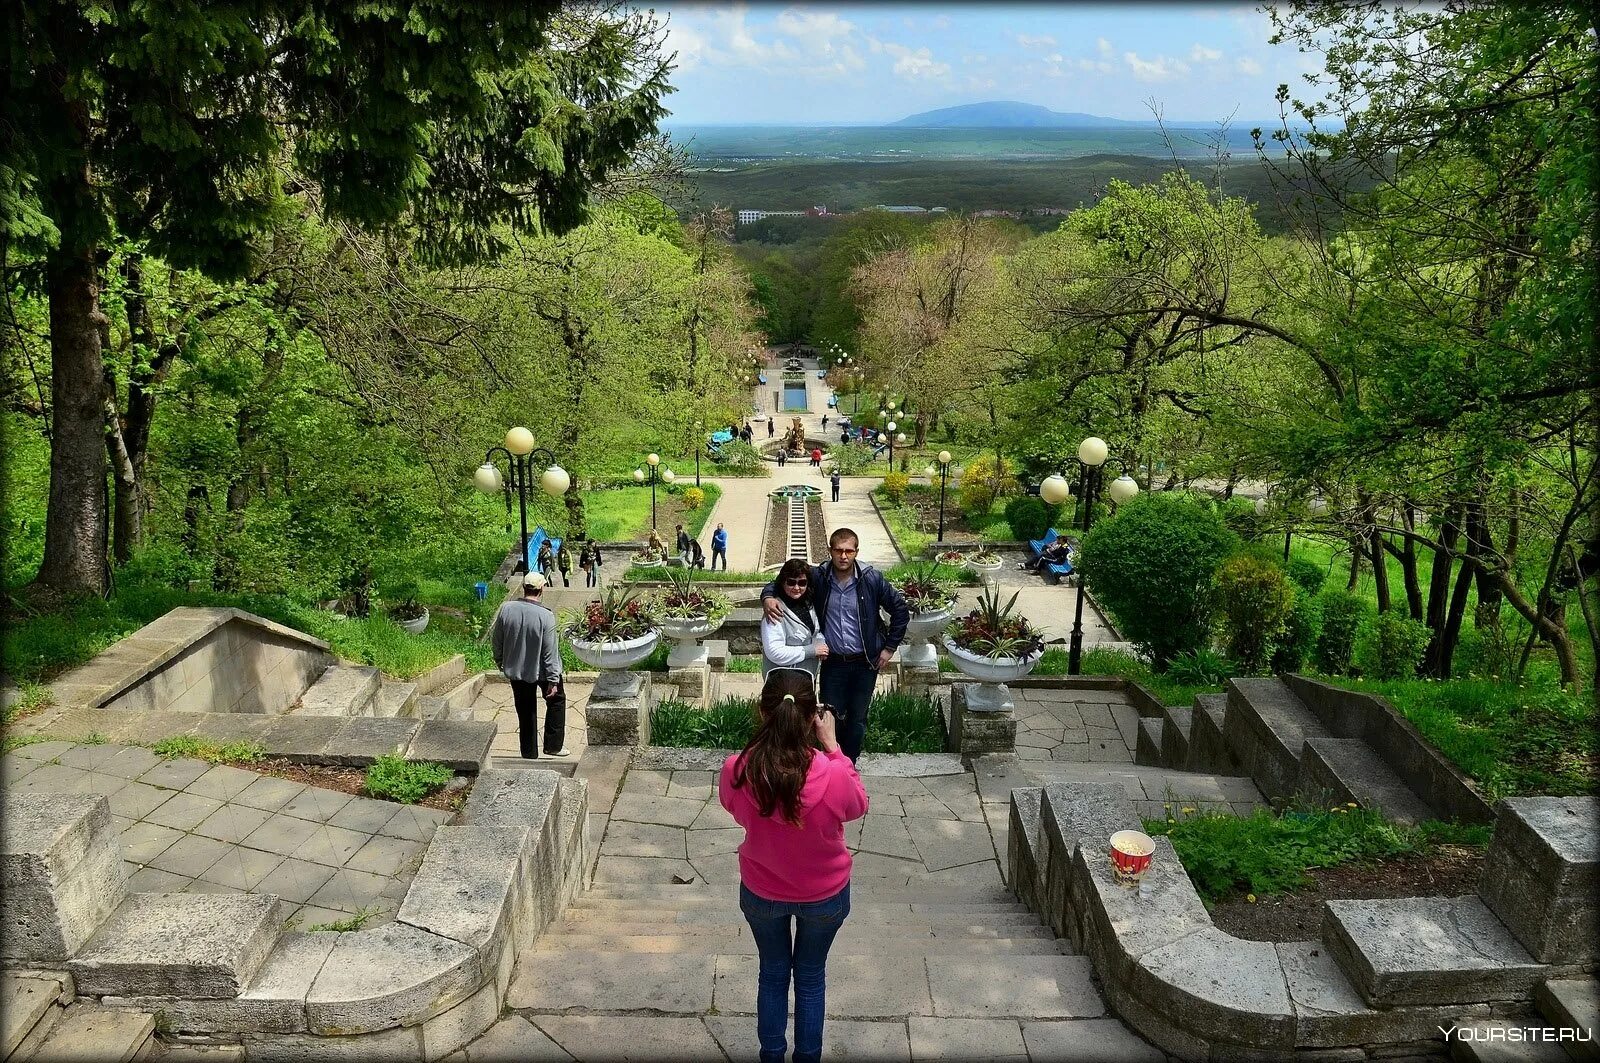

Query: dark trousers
left=711, top=546, right=727, bottom=570
left=741, top=882, right=850, bottom=1063
left=830, top=483, right=840, bottom=501
left=508, top=678, right=566, bottom=757
left=819, top=655, right=878, bottom=761
left=585, top=566, right=599, bottom=587
left=558, top=567, right=571, bottom=587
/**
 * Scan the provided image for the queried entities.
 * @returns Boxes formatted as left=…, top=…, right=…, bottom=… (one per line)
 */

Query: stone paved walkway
left=4, top=740, right=449, bottom=930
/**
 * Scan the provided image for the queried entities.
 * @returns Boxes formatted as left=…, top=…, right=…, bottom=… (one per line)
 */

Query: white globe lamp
left=505, top=427, right=535, bottom=456
left=1040, top=474, right=1071, bottom=506
left=1254, top=497, right=1268, bottom=516
left=938, top=450, right=952, bottom=465
left=1108, top=475, right=1140, bottom=505
left=1078, top=436, right=1109, bottom=467
left=474, top=463, right=503, bottom=493
left=540, top=465, right=570, bottom=496
left=662, top=469, right=676, bottom=483
left=633, top=468, right=645, bottom=483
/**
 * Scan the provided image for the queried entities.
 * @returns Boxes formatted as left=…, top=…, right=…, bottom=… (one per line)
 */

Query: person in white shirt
left=760, top=558, right=828, bottom=682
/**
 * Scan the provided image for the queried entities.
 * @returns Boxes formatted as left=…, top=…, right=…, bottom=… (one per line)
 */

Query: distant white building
left=736, top=209, right=810, bottom=225
left=874, top=205, right=928, bottom=213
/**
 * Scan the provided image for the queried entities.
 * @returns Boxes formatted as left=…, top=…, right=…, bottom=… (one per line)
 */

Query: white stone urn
left=395, top=608, right=430, bottom=635
left=941, top=637, right=1042, bottom=713
left=657, top=615, right=725, bottom=669
left=568, top=630, right=661, bottom=672
left=965, top=555, right=1004, bottom=578
left=631, top=555, right=666, bottom=569
left=901, top=606, right=952, bottom=670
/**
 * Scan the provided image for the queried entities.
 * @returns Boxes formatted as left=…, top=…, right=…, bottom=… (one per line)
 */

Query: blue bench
left=1029, top=528, right=1061, bottom=560
left=1046, top=559, right=1074, bottom=582
left=525, top=527, right=562, bottom=574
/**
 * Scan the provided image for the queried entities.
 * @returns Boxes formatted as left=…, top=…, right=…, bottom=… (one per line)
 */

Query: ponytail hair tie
left=782, top=694, right=796, bottom=705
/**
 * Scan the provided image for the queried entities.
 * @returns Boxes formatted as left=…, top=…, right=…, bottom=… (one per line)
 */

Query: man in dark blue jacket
left=761, top=528, right=910, bottom=761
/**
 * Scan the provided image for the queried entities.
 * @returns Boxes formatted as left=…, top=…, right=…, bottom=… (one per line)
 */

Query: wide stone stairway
left=486, top=753, right=1164, bottom=1061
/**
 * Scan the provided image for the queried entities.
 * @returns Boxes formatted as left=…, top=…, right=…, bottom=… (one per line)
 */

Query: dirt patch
left=763, top=497, right=788, bottom=568
left=1208, top=846, right=1486, bottom=942
left=250, top=758, right=470, bottom=814
left=807, top=497, right=826, bottom=560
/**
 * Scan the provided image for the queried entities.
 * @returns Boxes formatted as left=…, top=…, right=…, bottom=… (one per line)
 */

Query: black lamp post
left=632, top=452, right=675, bottom=531
left=474, top=427, right=570, bottom=574
left=935, top=450, right=953, bottom=541
left=694, top=422, right=703, bottom=487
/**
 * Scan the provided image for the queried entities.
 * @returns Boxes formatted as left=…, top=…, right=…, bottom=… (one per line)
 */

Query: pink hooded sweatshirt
left=719, top=747, right=870, bottom=902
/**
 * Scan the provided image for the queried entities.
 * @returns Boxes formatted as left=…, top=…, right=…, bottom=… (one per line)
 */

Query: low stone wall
left=4, top=769, right=588, bottom=1061
left=1007, top=782, right=1592, bottom=1060
left=50, top=607, right=332, bottom=717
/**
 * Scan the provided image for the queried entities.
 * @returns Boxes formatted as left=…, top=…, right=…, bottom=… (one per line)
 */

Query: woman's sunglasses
left=783, top=578, right=808, bottom=587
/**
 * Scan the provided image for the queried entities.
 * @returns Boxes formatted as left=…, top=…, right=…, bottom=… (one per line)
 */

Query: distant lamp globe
left=647, top=453, right=660, bottom=467
left=1040, top=474, right=1071, bottom=506
left=505, top=427, right=535, bottom=456
left=1108, top=475, right=1140, bottom=505
left=886, top=421, right=897, bottom=433
left=1254, top=497, right=1268, bottom=516
left=895, top=433, right=906, bottom=444
left=474, top=463, right=503, bottom=493
left=1078, top=436, right=1109, bottom=467
left=877, top=433, right=887, bottom=444
left=938, top=450, right=952, bottom=465
left=633, top=468, right=645, bottom=483
left=662, top=469, right=677, bottom=483
left=540, top=465, right=570, bottom=496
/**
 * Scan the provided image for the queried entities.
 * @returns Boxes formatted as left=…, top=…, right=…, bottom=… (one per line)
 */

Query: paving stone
left=148, top=833, right=233, bottom=878
left=55, top=743, right=126, bottom=773
left=293, top=823, right=372, bottom=868
left=322, top=716, right=421, bottom=766
left=197, top=846, right=286, bottom=891
left=278, top=786, right=353, bottom=824
left=231, top=776, right=306, bottom=813
left=623, top=768, right=673, bottom=795
left=187, top=764, right=263, bottom=803
left=855, top=814, right=923, bottom=862
left=1021, top=1019, right=1165, bottom=1062
left=926, top=955, right=1103, bottom=1018
left=326, top=796, right=399, bottom=835
left=105, top=778, right=176, bottom=821
left=406, top=719, right=496, bottom=771
left=685, top=826, right=744, bottom=862
left=458, top=769, right=560, bottom=829
left=688, top=800, right=736, bottom=831
left=901, top=794, right=962, bottom=821
left=380, top=803, right=451, bottom=842
left=286, top=905, right=350, bottom=931
left=530, top=1016, right=722, bottom=1062
left=145, top=791, right=226, bottom=832
left=9, top=740, right=75, bottom=762
left=239, top=814, right=323, bottom=858
left=592, top=854, right=701, bottom=884
left=665, top=770, right=716, bottom=801
left=908, top=1017, right=1026, bottom=1060
left=192, top=803, right=275, bottom=845
left=308, top=866, right=393, bottom=915
left=905, top=817, right=995, bottom=872
left=510, top=951, right=713, bottom=1012
left=610, top=792, right=705, bottom=828
left=70, top=891, right=285, bottom=998
left=185, top=878, right=245, bottom=896
left=96, top=745, right=165, bottom=780
left=26, top=1003, right=154, bottom=1062
left=462, top=1014, right=573, bottom=1061
left=118, top=820, right=183, bottom=865
left=599, top=820, right=688, bottom=859
left=253, top=857, right=337, bottom=904
left=304, top=921, right=481, bottom=1034
left=126, top=866, right=190, bottom=892
left=345, top=834, right=425, bottom=878
left=137, top=756, right=213, bottom=791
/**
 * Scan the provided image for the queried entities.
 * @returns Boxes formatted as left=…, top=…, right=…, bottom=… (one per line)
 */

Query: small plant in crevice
left=363, top=754, right=453, bottom=804
left=150, top=736, right=266, bottom=764
left=308, top=905, right=387, bottom=932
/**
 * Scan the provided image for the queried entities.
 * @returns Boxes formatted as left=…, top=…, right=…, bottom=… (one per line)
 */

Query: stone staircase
left=1137, top=676, right=1493, bottom=825
left=289, top=665, right=481, bottom=724
left=0, top=972, right=157, bottom=1062
left=1448, top=977, right=1599, bottom=1061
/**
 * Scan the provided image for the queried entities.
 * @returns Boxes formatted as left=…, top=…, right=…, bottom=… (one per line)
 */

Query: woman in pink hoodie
left=720, top=669, right=869, bottom=1063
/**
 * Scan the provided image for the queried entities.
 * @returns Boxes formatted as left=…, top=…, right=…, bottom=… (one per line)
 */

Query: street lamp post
left=632, top=453, right=676, bottom=531
left=886, top=421, right=898, bottom=466
left=693, top=421, right=703, bottom=487
left=936, top=450, right=953, bottom=541
left=474, top=427, right=571, bottom=574
left=1040, top=436, right=1140, bottom=675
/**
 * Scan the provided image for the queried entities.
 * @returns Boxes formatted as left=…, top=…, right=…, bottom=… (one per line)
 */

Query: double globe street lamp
left=632, top=453, right=675, bottom=531
left=1040, top=436, right=1140, bottom=675
left=931, top=450, right=954, bottom=541
left=1255, top=492, right=1328, bottom=560
left=474, top=427, right=571, bottom=574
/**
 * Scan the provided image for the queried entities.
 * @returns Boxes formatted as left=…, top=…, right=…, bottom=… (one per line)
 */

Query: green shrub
left=1214, top=553, right=1296, bottom=674
left=1271, top=591, right=1323, bottom=674
left=1218, top=496, right=1264, bottom=541
left=682, top=486, right=707, bottom=510
left=712, top=440, right=765, bottom=471
left=1167, top=648, right=1235, bottom=687
left=1314, top=590, right=1366, bottom=674
left=828, top=442, right=878, bottom=475
left=957, top=454, right=1019, bottom=520
left=1355, top=611, right=1433, bottom=680
left=881, top=471, right=910, bottom=504
left=861, top=690, right=945, bottom=754
left=649, top=690, right=945, bottom=754
left=1284, top=556, right=1327, bottom=598
left=1004, top=495, right=1050, bottom=542
left=1078, top=493, right=1236, bottom=669
left=363, top=754, right=453, bottom=804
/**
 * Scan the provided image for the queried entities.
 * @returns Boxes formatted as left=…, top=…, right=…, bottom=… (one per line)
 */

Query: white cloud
left=1124, top=51, right=1190, bottom=83
left=931, top=15, right=951, bottom=30
left=1236, top=56, right=1263, bottom=75
left=1076, top=57, right=1114, bottom=74
left=1015, top=32, right=1057, bottom=49
left=776, top=9, right=854, bottom=45
left=1044, top=53, right=1063, bottom=64
left=883, top=42, right=951, bottom=81
left=1096, top=37, right=1115, bottom=58
left=1190, top=44, right=1223, bottom=63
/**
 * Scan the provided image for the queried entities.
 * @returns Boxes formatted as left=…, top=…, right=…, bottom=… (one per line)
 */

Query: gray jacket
left=761, top=601, right=823, bottom=682
left=490, top=598, right=563, bottom=685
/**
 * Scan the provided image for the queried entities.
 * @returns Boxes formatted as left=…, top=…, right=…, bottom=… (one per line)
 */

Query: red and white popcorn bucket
left=1110, top=830, right=1155, bottom=883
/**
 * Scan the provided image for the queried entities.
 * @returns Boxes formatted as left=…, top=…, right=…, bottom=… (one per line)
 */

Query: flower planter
left=568, top=630, right=661, bottom=672
left=966, top=557, right=1003, bottom=575
left=657, top=615, right=725, bottom=669
left=394, top=608, right=430, bottom=635
left=632, top=557, right=665, bottom=569
left=901, top=606, right=952, bottom=670
left=941, top=638, right=1041, bottom=683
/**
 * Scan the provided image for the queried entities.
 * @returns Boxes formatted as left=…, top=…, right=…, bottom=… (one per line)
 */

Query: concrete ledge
left=304, top=923, right=482, bottom=1036
left=1, top=793, right=126, bottom=964
left=397, top=826, right=531, bottom=964
left=70, top=893, right=284, bottom=999
left=412, top=655, right=467, bottom=697
left=403, top=720, right=496, bottom=772
left=1477, top=796, right=1598, bottom=964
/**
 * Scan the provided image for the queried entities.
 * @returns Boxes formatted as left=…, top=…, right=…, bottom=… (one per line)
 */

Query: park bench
left=1028, top=527, right=1061, bottom=560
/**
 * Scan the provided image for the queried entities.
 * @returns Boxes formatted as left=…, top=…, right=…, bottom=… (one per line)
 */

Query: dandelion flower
left=1182, top=807, right=1195, bottom=815
left=1246, top=893, right=1257, bottom=903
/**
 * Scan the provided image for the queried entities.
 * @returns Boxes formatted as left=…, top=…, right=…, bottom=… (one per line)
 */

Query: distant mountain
left=890, top=101, right=1146, bottom=129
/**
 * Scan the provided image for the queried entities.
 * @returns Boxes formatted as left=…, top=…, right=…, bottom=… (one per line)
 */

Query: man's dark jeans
left=820, top=655, right=878, bottom=761
left=741, top=881, right=851, bottom=1063
left=508, top=678, right=566, bottom=757
left=711, top=546, right=727, bottom=570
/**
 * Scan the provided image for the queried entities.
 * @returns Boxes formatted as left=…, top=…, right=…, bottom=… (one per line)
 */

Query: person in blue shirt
left=759, top=528, right=910, bottom=761
left=711, top=523, right=729, bottom=571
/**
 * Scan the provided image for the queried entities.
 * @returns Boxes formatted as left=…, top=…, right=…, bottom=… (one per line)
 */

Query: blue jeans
left=740, top=882, right=851, bottom=1063
left=820, top=656, right=878, bottom=761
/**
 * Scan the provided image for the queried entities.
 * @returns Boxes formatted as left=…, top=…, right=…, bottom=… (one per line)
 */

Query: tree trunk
left=1398, top=504, right=1423, bottom=619
left=1421, top=505, right=1462, bottom=677
left=104, top=382, right=140, bottom=564
left=36, top=243, right=111, bottom=598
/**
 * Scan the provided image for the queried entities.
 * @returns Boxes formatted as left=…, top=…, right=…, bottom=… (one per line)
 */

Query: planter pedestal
left=947, top=682, right=1017, bottom=757
left=659, top=617, right=723, bottom=704
left=902, top=608, right=951, bottom=672
left=587, top=671, right=653, bottom=746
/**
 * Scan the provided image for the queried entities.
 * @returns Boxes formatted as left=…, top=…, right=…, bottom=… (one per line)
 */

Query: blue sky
left=655, top=2, right=1326, bottom=125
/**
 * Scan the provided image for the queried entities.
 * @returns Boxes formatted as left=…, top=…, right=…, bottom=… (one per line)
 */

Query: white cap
left=523, top=571, right=548, bottom=590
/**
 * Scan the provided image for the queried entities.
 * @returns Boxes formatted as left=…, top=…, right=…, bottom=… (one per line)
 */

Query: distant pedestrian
left=580, top=540, right=601, bottom=588
left=767, top=419, right=775, bottom=439
left=676, top=523, right=692, bottom=567
left=821, top=414, right=829, bottom=431
left=840, top=429, right=849, bottom=447
left=810, top=447, right=822, bottom=468
left=689, top=537, right=706, bottom=570
left=537, top=540, right=555, bottom=582
left=711, top=523, right=729, bottom=571
left=489, top=572, right=569, bottom=759
left=556, top=541, right=573, bottom=587
left=778, top=449, right=787, bottom=467
left=830, top=469, right=841, bottom=502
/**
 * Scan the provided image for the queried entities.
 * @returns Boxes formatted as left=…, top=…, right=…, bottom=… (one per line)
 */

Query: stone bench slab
left=294, top=665, right=379, bottom=718
left=69, top=892, right=284, bottom=999
left=304, top=922, right=481, bottom=1035
left=404, top=719, right=496, bottom=772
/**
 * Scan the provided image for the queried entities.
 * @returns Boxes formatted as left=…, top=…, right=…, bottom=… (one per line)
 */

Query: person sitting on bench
left=1028, top=537, right=1074, bottom=572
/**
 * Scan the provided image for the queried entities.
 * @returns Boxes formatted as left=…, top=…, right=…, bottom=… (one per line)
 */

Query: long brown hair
left=732, top=669, right=819, bottom=827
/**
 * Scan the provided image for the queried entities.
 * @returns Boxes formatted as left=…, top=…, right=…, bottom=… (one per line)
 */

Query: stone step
left=570, top=896, right=1029, bottom=915
left=26, top=1004, right=154, bottom=1063
left=9, top=998, right=63, bottom=1062
left=442, top=673, right=487, bottom=712
left=581, top=882, right=1019, bottom=904
left=1225, top=677, right=1331, bottom=801
left=1323, top=894, right=1552, bottom=1008
left=1536, top=978, right=1599, bottom=1061
left=68, top=893, right=285, bottom=1001
left=488, top=756, right=578, bottom=776
left=531, top=934, right=1070, bottom=956
left=2, top=974, right=67, bottom=1060
left=1134, top=716, right=1163, bottom=767
left=293, top=664, right=380, bottom=717
left=1446, top=1019, right=1575, bottom=1062
left=553, top=913, right=1050, bottom=936
left=1160, top=705, right=1192, bottom=771
left=413, top=694, right=448, bottom=721
left=1186, top=692, right=1238, bottom=774
left=1300, top=736, right=1436, bottom=825
left=371, top=680, right=417, bottom=719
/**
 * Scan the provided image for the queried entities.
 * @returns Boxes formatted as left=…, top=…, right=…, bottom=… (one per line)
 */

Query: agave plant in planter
left=651, top=568, right=733, bottom=669
left=893, top=561, right=959, bottom=670
left=935, top=549, right=966, bottom=566
left=565, top=585, right=660, bottom=675
left=942, top=587, right=1044, bottom=712
left=384, top=580, right=430, bottom=634
left=965, top=549, right=1004, bottom=573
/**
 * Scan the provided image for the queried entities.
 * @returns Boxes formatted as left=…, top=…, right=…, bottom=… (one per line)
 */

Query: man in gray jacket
left=490, top=571, right=569, bottom=758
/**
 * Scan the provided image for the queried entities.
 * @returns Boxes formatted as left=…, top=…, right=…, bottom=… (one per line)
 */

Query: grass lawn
left=648, top=688, right=944, bottom=754
left=874, top=485, right=1017, bottom=557
left=580, top=483, right=721, bottom=542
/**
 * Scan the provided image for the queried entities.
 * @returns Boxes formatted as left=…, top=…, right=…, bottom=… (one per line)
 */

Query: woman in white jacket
left=761, top=558, right=829, bottom=681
